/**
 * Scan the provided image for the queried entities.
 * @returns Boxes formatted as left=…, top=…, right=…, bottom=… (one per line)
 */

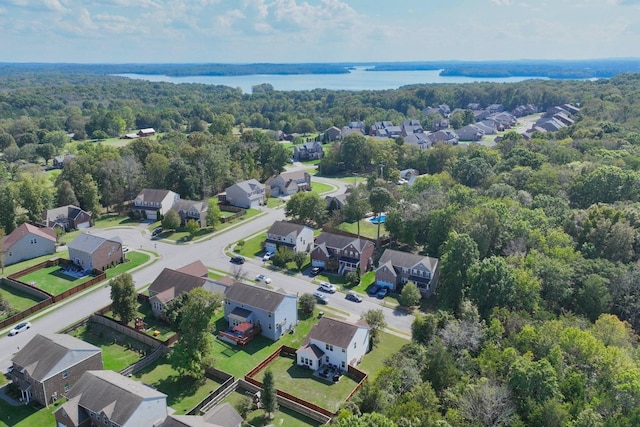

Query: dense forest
left=4, top=71, right=640, bottom=425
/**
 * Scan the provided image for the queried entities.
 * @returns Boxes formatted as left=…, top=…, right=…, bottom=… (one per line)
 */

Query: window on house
left=62, top=369, right=68, bottom=379
left=64, top=383, right=70, bottom=392
left=325, top=344, right=333, bottom=351
left=326, top=356, right=330, bottom=362
left=341, top=361, right=346, bottom=368
left=342, top=348, right=346, bottom=353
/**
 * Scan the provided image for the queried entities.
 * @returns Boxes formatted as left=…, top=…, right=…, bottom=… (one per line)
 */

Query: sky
left=1, top=0, right=640, bottom=63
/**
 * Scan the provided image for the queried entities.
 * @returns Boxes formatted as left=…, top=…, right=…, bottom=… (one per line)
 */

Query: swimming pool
left=369, top=215, right=386, bottom=224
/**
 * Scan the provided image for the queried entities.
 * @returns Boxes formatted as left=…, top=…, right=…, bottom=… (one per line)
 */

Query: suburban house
left=169, top=199, right=208, bottom=228
left=325, top=192, right=348, bottom=211
left=41, top=205, right=92, bottom=231
left=223, top=282, right=297, bottom=341
left=266, top=170, right=312, bottom=197
left=224, top=179, right=265, bottom=209
left=132, top=189, right=180, bottom=221
left=54, top=370, right=168, bottom=427
left=375, top=248, right=439, bottom=297
left=455, top=124, right=485, bottom=142
left=293, top=141, right=324, bottom=161
left=323, top=126, right=341, bottom=142
left=148, top=263, right=229, bottom=319
left=138, top=128, right=156, bottom=137
left=9, top=334, right=103, bottom=407
left=161, top=403, right=243, bottom=427
left=428, top=130, right=459, bottom=145
left=52, top=154, right=76, bottom=169
left=1, top=223, right=56, bottom=266
left=264, top=220, right=314, bottom=254
left=296, top=317, right=369, bottom=371
left=310, top=232, right=375, bottom=275
left=68, top=234, right=124, bottom=272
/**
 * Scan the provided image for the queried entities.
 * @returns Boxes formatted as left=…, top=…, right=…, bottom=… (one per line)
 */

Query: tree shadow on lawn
left=153, top=374, right=204, bottom=407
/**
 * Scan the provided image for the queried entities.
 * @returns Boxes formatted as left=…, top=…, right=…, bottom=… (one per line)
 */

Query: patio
left=313, top=364, right=343, bottom=383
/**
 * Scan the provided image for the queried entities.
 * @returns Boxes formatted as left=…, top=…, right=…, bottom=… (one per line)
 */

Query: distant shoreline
left=1, top=59, right=639, bottom=79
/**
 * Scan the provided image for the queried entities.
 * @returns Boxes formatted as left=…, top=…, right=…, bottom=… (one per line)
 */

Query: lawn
left=222, top=390, right=322, bottom=427
left=68, top=322, right=147, bottom=371
left=105, top=301, right=176, bottom=342
left=212, top=309, right=319, bottom=378
left=92, top=213, right=137, bottom=228
left=105, top=250, right=151, bottom=279
left=310, top=181, right=334, bottom=195
left=357, top=332, right=409, bottom=378
left=133, top=356, right=223, bottom=415
left=0, top=250, right=68, bottom=279
left=336, top=219, right=382, bottom=240
left=266, top=197, right=287, bottom=208
left=158, top=208, right=263, bottom=243
left=253, top=355, right=358, bottom=412
left=0, top=283, right=43, bottom=320
left=234, top=232, right=267, bottom=259
left=19, top=265, right=93, bottom=295
left=0, top=395, right=64, bottom=427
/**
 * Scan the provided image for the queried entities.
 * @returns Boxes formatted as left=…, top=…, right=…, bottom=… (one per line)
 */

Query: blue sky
left=1, top=0, right=640, bottom=63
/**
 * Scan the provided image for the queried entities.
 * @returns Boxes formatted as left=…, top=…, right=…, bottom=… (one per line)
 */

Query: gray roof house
left=323, top=126, right=341, bottom=142
left=264, top=220, right=314, bottom=254
left=224, top=282, right=298, bottom=341
left=293, top=141, right=324, bottom=161
left=162, top=403, right=242, bottom=427
left=266, top=170, right=312, bottom=197
left=1, top=223, right=57, bottom=266
left=54, top=370, right=168, bottom=427
left=428, top=130, right=459, bottom=145
left=42, top=205, right=92, bottom=230
left=375, top=249, right=439, bottom=298
left=224, top=179, right=265, bottom=209
left=132, top=188, right=180, bottom=221
left=456, top=124, right=485, bottom=142
left=169, top=199, right=208, bottom=228
left=68, top=233, right=124, bottom=272
left=9, top=334, right=103, bottom=407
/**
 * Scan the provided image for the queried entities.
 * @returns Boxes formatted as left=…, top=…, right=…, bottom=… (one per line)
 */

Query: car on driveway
left=255, top=274, right=272, bottom=284
left=376, top=287, right=389, bottom=299
left=346, top=291, right=363, bottom=303
left=318, top=282, right=337, bottom=293
left=152, top=227, right=163, bottom=237
left=310, top=266, right=324, bottom=276
left=367, top=284, right=380, bottom=296
left=313, top=291, right=329, bottom=304
left=262, top=251, right=274, bottom=261
left=9, top=321, right=31, bottom=336
left=230, top=256, right=245, bottom=264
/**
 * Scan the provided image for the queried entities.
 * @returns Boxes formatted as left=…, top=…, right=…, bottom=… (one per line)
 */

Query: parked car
left=230, top=255, right=245, bottom=264
left=310, top=266, right=324, bottom=276
left=122, top=245, right=129, bottom=253
left=313, top=291, right=329, bottom=304
left=367, top=284, right=380, bottom=296
left=9, top=321, right=31, bottom=336
left=376, top=287, right=389, bottom=299
left=262, top=251, right=274, bottom=261
left=346, top=291, right=363, bottom=303
left=318, top=282, right=337, bottom=293
left=152, top=227, right=163, bottom=237
left=255, top=274, right=272, bottom=284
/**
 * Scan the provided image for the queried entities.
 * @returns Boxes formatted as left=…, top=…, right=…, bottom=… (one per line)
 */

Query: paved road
left=0, top=170, right=414, bottom=372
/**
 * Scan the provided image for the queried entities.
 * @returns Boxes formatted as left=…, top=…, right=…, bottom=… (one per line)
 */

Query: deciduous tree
left=162, top=210, right=181, bottom=231
left=109, top=273, right=137, bottom=325
left=361, top=309, right=386, bottom=345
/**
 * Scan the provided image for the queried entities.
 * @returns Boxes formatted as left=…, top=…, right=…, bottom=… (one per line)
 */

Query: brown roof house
left=1, top=223, right=57, bottom=266
left=169, top=199, right=208, bottom=228
left=161, top=403, right=243, bottom=427
left=293, top=141, right=324, bottom=161
left=224, top=179, right=265, bottom=209
left=9, top=334, right=103, bottom=407
left=223, top=282, right=297, bottom=341
left=310, top=232, right=375, bottom=275
left=68, top=233, right=124, bottom=272
left=148, top=262, right=229, bottom=319
left=296, top=317, right=369, bottom=371
left=264, top=220, right=314, bottom=254
left=54, top=370, right=168, bottom=427
left=132, top=188, right=180, bottom=221
left=42, top=205, right=92, bottom=231
left=265, top=170, right=312, bottom=197
left=375, top=248, right=439, bottom=298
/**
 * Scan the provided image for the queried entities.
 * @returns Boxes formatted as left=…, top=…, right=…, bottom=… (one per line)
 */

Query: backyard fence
left=91, top=314, right=169, bottom=349
left=119, top=344, right=166, bottom=377
left=219, top=205, right=246, bottom=223
left=186, top=368, right=235, bottom=416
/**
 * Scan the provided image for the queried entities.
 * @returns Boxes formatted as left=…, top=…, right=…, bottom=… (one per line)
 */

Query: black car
left=152, top=227, right=163, bottom=237
left=230, top=256, right=245, bottom=264
left=367, top=284, right=381, bottom=296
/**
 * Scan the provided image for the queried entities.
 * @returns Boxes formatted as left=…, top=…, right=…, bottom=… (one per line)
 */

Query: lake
left=116, top=67, right=547, bottom=93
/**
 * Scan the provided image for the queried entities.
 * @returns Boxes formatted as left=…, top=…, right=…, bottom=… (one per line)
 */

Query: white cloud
left=490, top=0, right=513, bottom=5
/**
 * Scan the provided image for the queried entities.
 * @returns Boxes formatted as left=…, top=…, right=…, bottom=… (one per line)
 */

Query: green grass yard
left=69, top=323, right=146, bottom=372
left=0, top=251, right=68, bottom=278
left=0, top=283, right=43, bottom=320
left=0, top=395, right=64, bottom=427
left=336, top=219, right=382, bottom=240
left=105, top=251, right=151, bottom=279
left=222, top=390, right=322, bottom=427
left=19, top=265, right=94, bottom=295
left=310, top=181, right=334, bottom=195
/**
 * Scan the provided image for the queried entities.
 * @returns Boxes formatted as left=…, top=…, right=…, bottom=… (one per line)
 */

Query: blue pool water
left=369, top=215, right=386, bottom=224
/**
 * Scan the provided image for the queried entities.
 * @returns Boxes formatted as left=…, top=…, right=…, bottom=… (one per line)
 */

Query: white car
left=9, top=321, right=31, bottom=336
left=262, top=251, right=274, bottom=261
left=313, top=291, right=329, bottom=304
left=255, top=274, right=272, bottom=284
left=318, top=282, right=337, bottom=293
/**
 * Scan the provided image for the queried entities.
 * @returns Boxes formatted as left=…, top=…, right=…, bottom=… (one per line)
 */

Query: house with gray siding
left=266, top=170, right=311, bottom=197
left=68, top=234, right=123, bottom=272
left=42, top=205, right=92, bottom=231
left=9, top=334, right=103, bottom=407
left=1, top=223, right=56, bottom=266
left=132, top=189, right=180, bottom=221
left=264, top=220, right=314, bottom=254
left=224, top=179, right=265, bottom=209
left=224, top=282, right=297, bottom=341
left=375, top=249, right=439, bottom=297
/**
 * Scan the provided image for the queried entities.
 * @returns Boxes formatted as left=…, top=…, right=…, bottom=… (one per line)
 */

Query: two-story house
left=265, top=171, right=311, bottom=197
left=224, top=179, right=265, bottom=209
left=310, top=232, right=375, bottom=275
left=1, top=223, right=57, bottom=266
left=68, top=234, right=124, bottom=272
left=296, top=317, right=369, bottom=371
left=132, top=189, right=180, bottom=221
left=293, top=141, right=324, bottom=161
left=264, top=220, right=314, bottom=254
left=41, top=205, right=92, bottom=231
left=9, top=334, right=103, bottom=407
left=223, top=282, right=297, bottom=341
left=375, top=248, right=439, bottom=297
left=169, top=199, right=208, bottom=228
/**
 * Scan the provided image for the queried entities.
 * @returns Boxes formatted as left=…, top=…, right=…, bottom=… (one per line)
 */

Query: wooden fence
left=219, top=205, right=247, bottom=224
left=91, top=314, right=169, bottom=349
left=321, top=225, right=389, bottom=246
left=187, top=368, right=235, bottom=416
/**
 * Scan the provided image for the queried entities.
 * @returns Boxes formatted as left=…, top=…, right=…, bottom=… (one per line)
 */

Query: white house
left=296, top=317, right=369, bottom=371
left=264, top=220, right=314, bottom=254
left=132, top=189, right=180, bottom=221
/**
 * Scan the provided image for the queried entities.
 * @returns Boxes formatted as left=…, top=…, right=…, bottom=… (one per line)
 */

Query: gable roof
left=305, top=317, right=368, bottom=349
left=176, top=260, right=208, bottom=278
left=378, top=248, right=438, bottom=271
left=171, top=199, right=207, bottom=214
left=314, top=232, right=373, bottom=252
left=42, top=205, right=89, bottom=222
left=68, top=233, right=121, bottom=254
left=267, top=220, right=307, bottom=237
left=230, top=179, right=263, bottom=193
left=162, top=403, right=242, bottom=427
left=62, top=370, right=166, bottom=426
left=135, top=188, right=174, bottom=204
left=2, top=223, right=56, bottom=250
left=225, top=282, right=287, bottom=313
left=149, top=268, right=207, bottom=302
left=11, top=334, right=101, bottom=382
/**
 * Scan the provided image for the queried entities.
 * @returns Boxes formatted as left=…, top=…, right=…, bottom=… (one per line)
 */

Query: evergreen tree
left=262, top=368, right=278, bottom=419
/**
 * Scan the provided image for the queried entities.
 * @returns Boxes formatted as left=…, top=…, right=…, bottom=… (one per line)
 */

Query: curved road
left=0, top=169, right=413, bottom=372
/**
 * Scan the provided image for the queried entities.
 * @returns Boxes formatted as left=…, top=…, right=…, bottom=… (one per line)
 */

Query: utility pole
left=379, top=161, right=385, bottom=179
